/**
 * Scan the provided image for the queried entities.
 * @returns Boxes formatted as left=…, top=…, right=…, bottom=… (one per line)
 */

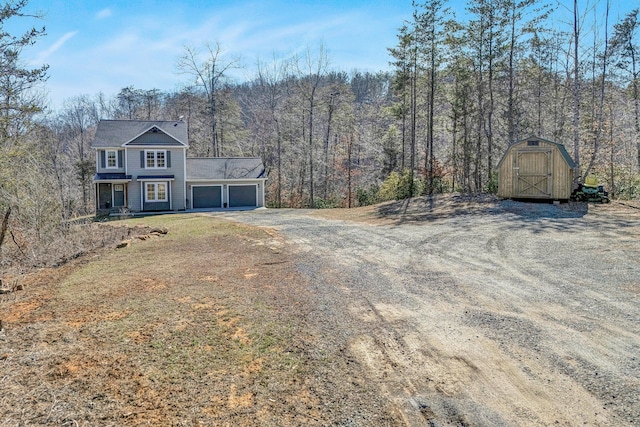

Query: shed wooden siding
left=497, top=138, right=575, bottom=200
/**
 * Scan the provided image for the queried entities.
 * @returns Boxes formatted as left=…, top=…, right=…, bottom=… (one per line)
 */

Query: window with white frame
left=145, top=182, right=168, bottom=202
left=106, top=150, right=118, bottom=168
left=145, top=150, right=166, bottom=169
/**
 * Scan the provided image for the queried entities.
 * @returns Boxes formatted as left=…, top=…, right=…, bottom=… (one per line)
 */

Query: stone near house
left=149, top=227, right=168, bottom=235
left=116, top=240, right=131, bottom=249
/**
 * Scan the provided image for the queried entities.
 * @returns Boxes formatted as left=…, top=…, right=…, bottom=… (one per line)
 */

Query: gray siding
left=95, top=149, right=125, bottom=174
left=126, top=147, right=186, bottom=211
left=127, top=132, right=185, bottom=146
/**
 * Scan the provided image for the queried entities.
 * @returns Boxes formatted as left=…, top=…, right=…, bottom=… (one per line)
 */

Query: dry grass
left=0, top=214, right=343, bottom=426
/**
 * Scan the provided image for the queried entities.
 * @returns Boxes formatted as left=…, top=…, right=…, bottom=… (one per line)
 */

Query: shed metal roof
left=92, top=120, right=188, bottom=148
left=186, top=158, right=266, bottom=180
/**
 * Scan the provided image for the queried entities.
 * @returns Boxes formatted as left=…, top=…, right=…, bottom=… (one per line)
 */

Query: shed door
left=228, top=185, right=257, bottom=208
left=192, top=185, right=222, bottom=209
left=515, top=150, right=552, bottom=197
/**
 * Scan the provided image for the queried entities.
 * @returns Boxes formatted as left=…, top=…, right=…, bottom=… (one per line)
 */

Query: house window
left=145, top=150, right=166, bottom=169
left=106, top=150, right=118, bottom=168
left=145, top=182, right=168, bottom=202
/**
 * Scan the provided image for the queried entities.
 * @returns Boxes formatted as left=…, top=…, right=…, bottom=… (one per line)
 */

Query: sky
left=15, top=0, right=413, bottom=111
left=12, top=0, right=639, bottom=112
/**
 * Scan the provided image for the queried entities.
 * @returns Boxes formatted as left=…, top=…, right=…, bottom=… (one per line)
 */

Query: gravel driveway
left=222, top=197, right=640, bottom=426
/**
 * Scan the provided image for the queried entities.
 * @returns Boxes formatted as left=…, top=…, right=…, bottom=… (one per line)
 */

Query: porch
left=94, top=173, right=131, bottom=213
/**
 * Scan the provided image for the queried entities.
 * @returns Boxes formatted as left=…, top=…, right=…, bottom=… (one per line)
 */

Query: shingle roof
left=186, top=158, right=266, bottom=180
left=92, top=120, right=188, bottom=148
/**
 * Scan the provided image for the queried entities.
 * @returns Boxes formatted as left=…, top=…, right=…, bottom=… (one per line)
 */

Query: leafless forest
left=1, top=0, right=640, bottom=271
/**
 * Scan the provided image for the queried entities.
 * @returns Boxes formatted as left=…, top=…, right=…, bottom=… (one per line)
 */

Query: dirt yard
left=1, top=195, right=639, bottom=426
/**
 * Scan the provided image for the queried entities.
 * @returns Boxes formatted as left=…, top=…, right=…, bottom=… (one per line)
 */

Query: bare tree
left=295, top=44, right=330, bottom=207
left=571, top=0, right=582, bottom=186
left=254, top=54, right=289, bottom=207
left=177, top=42, right=241, bottom=157
left=61, top=95, right=99, bottom=213
left=583, top=0, right=611, bottom=178
left=610, top=8, right=640, bottom=172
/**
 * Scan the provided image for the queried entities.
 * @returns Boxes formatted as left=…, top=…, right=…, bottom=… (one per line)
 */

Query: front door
left=515, top=150, right=552, bottom=197
left=113, top=184, right=125, bottom=207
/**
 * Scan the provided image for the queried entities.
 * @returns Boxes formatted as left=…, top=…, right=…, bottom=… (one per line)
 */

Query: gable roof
left=92, top=120, right=188, bottom=148
left=498, top=136, right=576, bottom=169
left=186, top=158, right=266, bottom=180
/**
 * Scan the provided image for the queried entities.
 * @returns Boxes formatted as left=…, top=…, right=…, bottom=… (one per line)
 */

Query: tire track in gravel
left=221, top=207, right=640, bottom=426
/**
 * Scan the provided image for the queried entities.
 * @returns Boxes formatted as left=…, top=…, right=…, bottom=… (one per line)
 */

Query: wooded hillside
left=1, top=0, right=639, bottom=269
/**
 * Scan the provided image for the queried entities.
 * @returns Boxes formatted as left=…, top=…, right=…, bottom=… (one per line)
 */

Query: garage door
left=229, top=185, right=257, bottom=208
left=192, top=185, right=222, bottom=209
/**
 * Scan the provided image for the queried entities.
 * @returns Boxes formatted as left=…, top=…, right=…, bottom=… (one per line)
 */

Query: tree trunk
left=583, top=0, right=610, bottom=179
left=0, top=207, right=10, bottom=250
left=572, top=0, right=581, bottom=186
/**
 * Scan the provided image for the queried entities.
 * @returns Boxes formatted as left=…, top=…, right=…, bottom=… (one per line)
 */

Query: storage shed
left=497, top=136, right=576, bottom=200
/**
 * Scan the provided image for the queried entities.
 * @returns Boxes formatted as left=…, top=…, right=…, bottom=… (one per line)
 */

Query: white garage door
left=228, top=185, right=257, bottom=208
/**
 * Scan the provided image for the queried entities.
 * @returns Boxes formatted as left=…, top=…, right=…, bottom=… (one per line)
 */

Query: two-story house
left=92, top=119, right=266, bottom=214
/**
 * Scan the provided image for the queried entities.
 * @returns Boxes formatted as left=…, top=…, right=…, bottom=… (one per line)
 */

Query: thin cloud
left=96, top=9, right=112, bottom=20
left=32, top=31, right=78, bottom=65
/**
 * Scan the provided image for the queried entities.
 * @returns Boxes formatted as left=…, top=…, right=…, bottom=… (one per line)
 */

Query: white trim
left=120, top=125, right=188, bottom=147
left=227, top=183, right=259, bottom=208
left=93, top=179, right=131, bottom=184
left=145, top=182, right=169, bottom=202
left=110, top=183, right=126, bottom=207
left=186, top=178, right=268, bottom=183
left=183, top=147, right=187, bottom=211
left=93, top=172, right=132, bottom=184
left=144, top=149, right=167, bottom=169
left=190, top=184, right=223, bottom=209
left=105, top=150, right=118, bottom=169
left=124, top=145, right=182, bottom=149
left=137, top=177, right=175, bottom=182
